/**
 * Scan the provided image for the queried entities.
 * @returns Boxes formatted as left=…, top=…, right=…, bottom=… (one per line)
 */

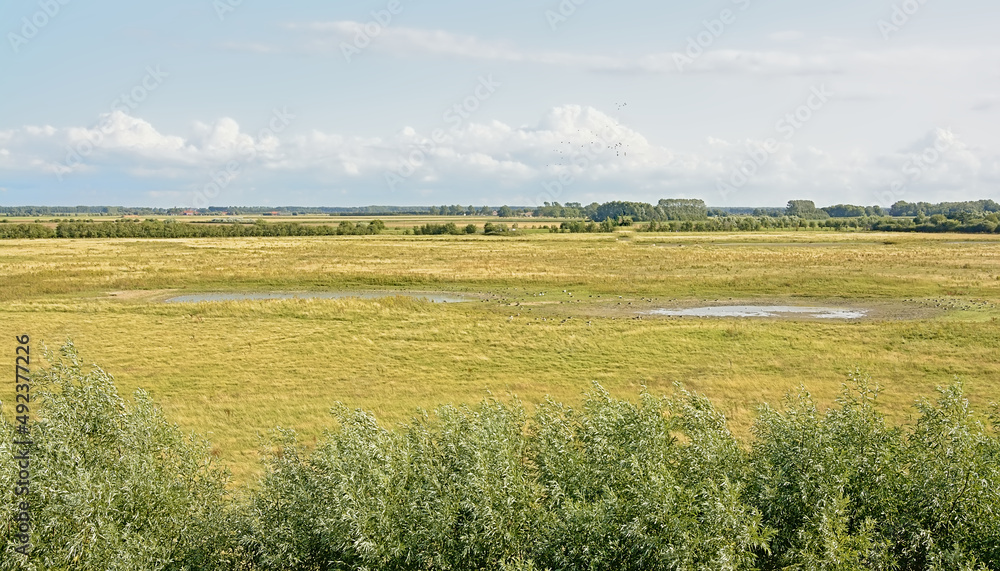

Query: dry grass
left=1, top=230, right=998, bottom=483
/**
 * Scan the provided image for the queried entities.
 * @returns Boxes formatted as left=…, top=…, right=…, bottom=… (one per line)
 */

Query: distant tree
left=785, top=200, right=816, bottom=217
left=658, top=199, right=708, bottom=220
left=498, top=205, right=514, bottom=218
left=785, top=200, right=829, bottom=219
left=823, top=204, right=867, bottom=218
left=591, top=201, right=657, bottom=222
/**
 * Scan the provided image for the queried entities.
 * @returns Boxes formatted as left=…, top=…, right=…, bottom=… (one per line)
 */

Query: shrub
left=483, top=222, right=513, bottom=235
left=241, top=400, right=542, bottom=570
left=0, top=343, right=237, bottom=570
left=241, top=386, right=769, bottom=570
left=529, top=387, right=767, bottom=571
left=5, top=345, right=1000, bottom=569
left=748, top=377, right=1000, bottom=569
left=748, top=378, right=900, bottom=569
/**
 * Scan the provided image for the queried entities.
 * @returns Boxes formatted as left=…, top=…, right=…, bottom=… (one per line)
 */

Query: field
left=2, top=229, right=999, bottom=483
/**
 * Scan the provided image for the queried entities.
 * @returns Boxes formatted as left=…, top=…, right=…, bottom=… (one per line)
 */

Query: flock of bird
left=545, top=102, right=631, bottom=168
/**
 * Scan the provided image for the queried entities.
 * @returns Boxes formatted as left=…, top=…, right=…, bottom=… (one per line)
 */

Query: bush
left=483, top=222, right=514, bottom=235
left=0, top=224, right=55, bottom=239
left=748, top=379, right=900, bottom=568
left=529, top=387, right=767, bottom=571
left=239, top=386, right=770, bottom=570
left=4, top=346, right=1000, bottom=569
left=241, top=401, right=542, bottom=570
left=0, top=343, right=237, bottom=570
left=413, top=222, right=464, bottom=236
left=748, top=377, right=1000, bottom=569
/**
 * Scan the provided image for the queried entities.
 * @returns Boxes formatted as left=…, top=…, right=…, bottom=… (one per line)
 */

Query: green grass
left=2, top=230, right=998, bottom=482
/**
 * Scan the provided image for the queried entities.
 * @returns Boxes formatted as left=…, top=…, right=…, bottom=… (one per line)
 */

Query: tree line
left=0, top=205, right=533, bottom=218
left=4, top=198, right=1000, bottom=237
left=605, top=199, right=1000, bottom=234
left=0, top=205, right=512, bottom=217
left=3, top=344, right=999, bottom=570
left=410, top=222, right=518, bottom=235
left=0, top=219, right=386, bottom=239
left=4, top=199, right=997, bottom=220
left=549, top=199, right=998, bottom=229
left=889, top=200, right=1000, bottom=218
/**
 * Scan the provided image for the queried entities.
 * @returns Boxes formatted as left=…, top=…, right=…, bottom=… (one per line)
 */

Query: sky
left=1, top=0, right=998, bottom=208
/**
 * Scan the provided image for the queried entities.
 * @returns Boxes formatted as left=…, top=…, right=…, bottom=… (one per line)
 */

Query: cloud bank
left=2, top=106, right=996, bottom=207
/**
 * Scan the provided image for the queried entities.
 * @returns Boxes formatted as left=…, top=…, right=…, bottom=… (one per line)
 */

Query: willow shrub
left=749, top=376, right=1000, bottom=570
left=239, top=399, right=543, bottom=570
left=0, top=343, right=238, bottom=570
left=240, top=386, right=768, bottom=570
left=4, top=345, right=1000, bottom=570
left=528, top=388, right=768, bottom=571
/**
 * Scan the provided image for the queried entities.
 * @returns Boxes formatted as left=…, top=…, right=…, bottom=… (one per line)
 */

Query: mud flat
left=647, top=305, right=867, bottom=319
left=163, top=291, right=473, bottom=304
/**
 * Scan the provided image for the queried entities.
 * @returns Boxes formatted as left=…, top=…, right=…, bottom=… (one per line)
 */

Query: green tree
left=658, top=199, right=708, bottom=220
left=785, top=200, right=825, bottom=218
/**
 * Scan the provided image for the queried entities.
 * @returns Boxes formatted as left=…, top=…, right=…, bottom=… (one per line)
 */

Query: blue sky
left=1, top=0, right=998, bottom=208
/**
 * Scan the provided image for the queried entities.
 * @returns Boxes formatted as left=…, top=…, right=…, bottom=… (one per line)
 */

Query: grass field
left=2, top=230, right=999, bottom=483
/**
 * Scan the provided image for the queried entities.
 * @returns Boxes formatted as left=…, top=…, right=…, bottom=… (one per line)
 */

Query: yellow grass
left=1, top=230, right=998, bottom=483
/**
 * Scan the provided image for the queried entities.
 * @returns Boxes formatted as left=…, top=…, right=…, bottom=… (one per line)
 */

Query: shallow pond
left=648, top=305, right=867, bottom=319
left=164, top=291, right=472, bottom=304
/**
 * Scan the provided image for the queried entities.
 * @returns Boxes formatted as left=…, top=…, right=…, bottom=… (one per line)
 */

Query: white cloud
left=290, top=21, right=522, bottom=60
left=1, top=108, right=996, bottom=207
left=0, top=112, right=297, bottom=180
left=66, top=112, right=192, bottom=157
left=242, top=23, right=1000, bottom=78
left=283, top=21, right=616, bottom=69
